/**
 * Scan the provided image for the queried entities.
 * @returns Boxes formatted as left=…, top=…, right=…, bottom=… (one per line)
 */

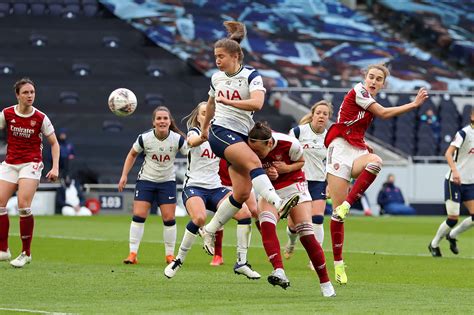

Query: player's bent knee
left=446, top=200, right=460, bottom=216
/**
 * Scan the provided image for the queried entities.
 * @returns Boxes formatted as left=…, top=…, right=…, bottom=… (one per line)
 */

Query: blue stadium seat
left=461, top=105, right=472, bottom=126
left=416, top=142, right=437, bottom=156
left=0, top=62, right=14, bottom=75
left=82, top=0, right=98, bottom=17
left=0, top=1, right=10, bottom=16
left=64, top=0, right=80, bottom=17
left=47, top=0, right=63, bottom=16
left=59, top=91, right=79, bottom=105
left=29, top=0, right=47, bottom=15
left=12, top=0, right=28, bottom=15
left=29, top=34, right=48, bottom=47
left=145, top=93, right=164, bottom=107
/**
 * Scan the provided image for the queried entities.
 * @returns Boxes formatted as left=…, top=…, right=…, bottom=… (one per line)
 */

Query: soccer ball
left=108, top=88, right=137, bottom=117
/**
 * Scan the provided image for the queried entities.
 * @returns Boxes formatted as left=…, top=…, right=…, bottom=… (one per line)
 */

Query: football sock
left=431, top=219, right=456, bottom=247
left=176, top=221, right=199, bottom=262
left=296, top=222, right=330, bottom=283
left=330, top=218, right=344, bottom=262
left=205, top=195, right=242, bottom=233
left=0, top=207, right=9, bottom=252
left=449, top=216, right=474, bottom=239
left=163, top=219, right=177, bottom=256
left=346, top=162, right=381, bottom=205
left=19, top=209, right=34, bottom=256
left=129, top=215, right=146, bottom=254
left=214, top=229, right=224, bottom=257
left=236, top=218, right=251, bottom=264
left=259, top=211, right=283, bottom=270
left=286, top=226, right=298, bottom=246
left=250, top=168, right=282, bottom=208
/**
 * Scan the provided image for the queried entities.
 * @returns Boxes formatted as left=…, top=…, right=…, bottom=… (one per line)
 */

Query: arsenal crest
left=275, top=154, right=282, bottom=160
left=30, top=120, right=36, bottom=127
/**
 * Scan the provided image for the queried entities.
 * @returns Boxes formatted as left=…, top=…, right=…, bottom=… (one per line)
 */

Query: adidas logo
left=10, top=119, right=16, bottom=123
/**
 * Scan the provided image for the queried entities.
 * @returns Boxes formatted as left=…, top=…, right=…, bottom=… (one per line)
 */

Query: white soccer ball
left=108, top=88, right=137, bottom=117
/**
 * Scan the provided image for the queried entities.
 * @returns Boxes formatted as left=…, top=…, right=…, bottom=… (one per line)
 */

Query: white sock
left=251, top=174, right=282, bottom=208
left=206, top=197, right=241, bottom=233
left=286, top=226, right=298, bottom=246
left=431, top=221, right=451, bottom=247
left=313, top=223, right=324, bottom=245
left=163, top=224, right=177, bottom=256
left=450, top=217, right=473, bottom=239
left=176, top=229, right=197, bottom=262
left=236, top=224, right=251, bottom=264
left=129, top=221, right=144, bottom=254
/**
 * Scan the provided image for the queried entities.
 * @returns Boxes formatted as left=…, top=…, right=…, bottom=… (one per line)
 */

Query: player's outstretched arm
left=118, top=148, right=138, bottom=192
left=45, top=132, right=59, bottom=181
left=368, top=87, right=429, bottom=119
left=216, top=90, right=264, bottom=112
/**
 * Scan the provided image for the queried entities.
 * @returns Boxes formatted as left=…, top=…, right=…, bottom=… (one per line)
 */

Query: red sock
left=260, top=221, right=283, bottom=270
left=346, top=166, right=379, bottom=205
left=330, top=219, right=344, bottom=261
left=254, top=220, right=261, bottom=234
left=214, top=229, right=223, bottom=257
left=19, top=215, right=34, bottom=256
left=300, top=234, right=330, bottom=283
left=0, top=214, right=9, bottom=252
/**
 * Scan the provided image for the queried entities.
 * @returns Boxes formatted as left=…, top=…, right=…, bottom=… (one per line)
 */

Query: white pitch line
left=0, top=307, right=73, bottom=315
left=11, top=233, right=474, bottom=260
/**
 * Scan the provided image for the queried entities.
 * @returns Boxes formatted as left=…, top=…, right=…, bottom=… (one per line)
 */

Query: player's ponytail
left=299, top=100, right=333, bottom=124
left=215, top=21, right=245, bottom=63
left=183, top=101, right=207, bottom=130
left=152, top=106, right=185, bottom=137
left=249, top=121, right=272, bottom=143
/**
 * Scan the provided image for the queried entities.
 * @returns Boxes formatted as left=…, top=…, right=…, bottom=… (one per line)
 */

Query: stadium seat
left=29, top=0, right=47, bottom=15
left=47, top=0, right=63, bottom=16
left=145, top=93, right=164, bottom=107
left=63, top=0, right=80, bottom=18
left=0, top=1, right=10, bottom=17
left=0, top=62, right=14, bottom=75
left=461, top=105, right=472, bottom=126
left=82, top=0, right=98, bottom=17
left=59, top=91, right=79, bottom=105
left=12, top=0, right=29, bottom=15
left=102, top=119, right=123, bottom=133
left=102, top=35, right=119, bottom=48
left=72, top=63, right=91, bottom=76
left=146, top=64, right=162, bottom=77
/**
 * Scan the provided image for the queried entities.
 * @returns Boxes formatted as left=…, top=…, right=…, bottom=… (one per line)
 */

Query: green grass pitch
left=0, top=215, right=472, bottom=314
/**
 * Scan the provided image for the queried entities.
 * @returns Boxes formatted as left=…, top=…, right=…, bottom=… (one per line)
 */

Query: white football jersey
left=132, top=129, right=188, bottom=182
left=183, top=127, right=222, bottom=189
left=445, top=125, right=474, bottom=184
left=289, top=124, right=327, bottom=181
left=209, top=66, right=266, bottom=135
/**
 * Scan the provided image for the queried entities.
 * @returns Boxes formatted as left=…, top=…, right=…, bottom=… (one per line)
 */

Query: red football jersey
left=324, top=83, right=376, bottom=149
left=0, top=105, right=55, bottom=164
left=218, top=158, right=232, bottom=187
left=260, top=132, right=305, bottom=190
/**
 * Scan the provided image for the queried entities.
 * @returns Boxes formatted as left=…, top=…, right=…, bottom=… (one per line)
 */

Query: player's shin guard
left=214, top=229, right=224, bottom=257
left=296, top=222, right=329, bottom=283
left=346, top=162, right=381, bottom=205
left=250, top=168, right=282, bottom=208
left=450, top=215, right=474, bottom=239
left=163, top=219, right=177, bottom=256
left=236, top=218, right=251, bottom=264
left=259, top=211, right=283, bottom=270
left=206, top=195, right=242, bottom=233
left=129, top=215, right=146, bottom=254
left=431, top=218, right=457, bottom=247
left=0, top=207, right=9, bottom=252
left=19, top=208, right=34, bottom=256
left=330, top=217, right=344, bottom=262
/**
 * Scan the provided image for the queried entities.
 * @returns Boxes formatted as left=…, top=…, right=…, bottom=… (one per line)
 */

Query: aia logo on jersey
left=201, top=148, right=216, bottom=159
left=152, top=154, right=170, bottom=162
left=218, top=90, right=242, bottom=100
left=361, top=88, right=370, bottom=98
left=30, top=120, right=36, bottom=127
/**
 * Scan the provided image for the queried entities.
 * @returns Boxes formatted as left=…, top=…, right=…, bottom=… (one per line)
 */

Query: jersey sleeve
left=289, top=140, right=304, bottom=162
left=0, top=110, right=5, bottom=129
left=132, top=135, right=144, bottom=154
left=178, top=135, right=189, bottom=155
left=248, top=71, right=266, bottom=93
left=41, top=115, right=55, bottom=136
left=354, top=84, right=376, bottom=109
left=187, top=128, right=200, bottom=138
left=208, top=76, right=216, bottom=98
left=450, top=130, right=466, bottom=148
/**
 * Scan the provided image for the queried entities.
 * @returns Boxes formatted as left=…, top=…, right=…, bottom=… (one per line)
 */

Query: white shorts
left=276, top=181, right=312, bottom=205
left=326, top=137, right=368, bottom=181
left=0, top=161, right=44, bottom=183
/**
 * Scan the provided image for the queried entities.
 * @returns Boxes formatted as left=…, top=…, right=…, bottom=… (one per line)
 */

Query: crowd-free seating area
left=99, top=0, right=473, bottom=92
left=372, top=0, right=473, bottom=77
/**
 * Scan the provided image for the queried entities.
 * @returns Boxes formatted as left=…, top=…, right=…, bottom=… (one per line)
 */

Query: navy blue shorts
left=182, top=186, right=230, bottom=213
left=444, top=179, right=474, bottom=203
left=209, top=124, right=248, bottom=159
left=134, top=180, right=177, bottom=205
left=308, top=180, right=327, bottom=200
